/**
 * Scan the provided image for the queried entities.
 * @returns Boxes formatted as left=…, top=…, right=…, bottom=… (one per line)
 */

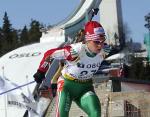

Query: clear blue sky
left=0, top=0, right=150, bottom=44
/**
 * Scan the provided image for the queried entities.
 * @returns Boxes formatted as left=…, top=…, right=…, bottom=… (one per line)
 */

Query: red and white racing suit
left=37, top=42, right=103, bottom=117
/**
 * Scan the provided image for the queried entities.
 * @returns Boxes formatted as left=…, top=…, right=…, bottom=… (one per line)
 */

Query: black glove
left=51, top=83, right=57, bottom=97
left=33, top=70, right=45, bottom=84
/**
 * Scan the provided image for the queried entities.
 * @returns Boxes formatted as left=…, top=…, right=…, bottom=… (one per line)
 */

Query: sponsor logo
left=8, top=101, right=38, bottom=115
left=77, top=62, right=101, bottom=68
left=9, top=52, right=41, bottom=59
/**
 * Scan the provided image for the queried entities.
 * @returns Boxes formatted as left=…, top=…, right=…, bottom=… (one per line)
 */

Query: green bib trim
left=85, top=45, right=97, bottom=57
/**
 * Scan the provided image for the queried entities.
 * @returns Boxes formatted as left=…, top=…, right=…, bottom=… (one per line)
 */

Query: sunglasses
left=93, top=39, right=106, bottom=45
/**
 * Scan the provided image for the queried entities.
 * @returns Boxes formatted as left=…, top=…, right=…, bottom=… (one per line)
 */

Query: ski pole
left=0, top=81, right=35, bottom=95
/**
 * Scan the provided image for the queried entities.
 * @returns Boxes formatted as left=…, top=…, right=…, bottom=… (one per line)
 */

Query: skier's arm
left=33, top=45, right=74, bottom=83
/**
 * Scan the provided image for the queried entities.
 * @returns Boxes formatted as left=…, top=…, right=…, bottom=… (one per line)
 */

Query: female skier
left=34, top=21, right=106, bottom=117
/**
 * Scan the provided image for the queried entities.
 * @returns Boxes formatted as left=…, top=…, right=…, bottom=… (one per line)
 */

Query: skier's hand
left=103, top=43, right=111, bottom=57
left=33, top=70, right=45, bottom=84
left=51, top=83, right=57, bottom=97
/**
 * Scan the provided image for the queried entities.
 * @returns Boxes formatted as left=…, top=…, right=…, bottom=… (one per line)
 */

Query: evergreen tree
left=128, top=57, right=150, bottom=81
left=11, top=29, right=19, bottom=49
left=144, top=63, right=150, bottom=80
left=20, top=25, right=29, bottom=45
left=1, top=12, right=13, bottom=53
left=129, top=57, right=143, bottom=80
left=28, top=20, right=42, bottom=43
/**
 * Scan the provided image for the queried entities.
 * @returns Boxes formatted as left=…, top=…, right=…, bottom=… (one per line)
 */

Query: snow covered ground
left=0, top=41, right=63, bottom=117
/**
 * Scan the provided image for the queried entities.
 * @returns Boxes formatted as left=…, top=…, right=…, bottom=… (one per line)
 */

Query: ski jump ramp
left=40, top=0, right=101, bottom=43
left=0, top=0, right=102, bottom=116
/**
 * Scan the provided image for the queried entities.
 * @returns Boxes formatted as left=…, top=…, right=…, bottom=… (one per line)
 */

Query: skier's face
left=87, top=35, right=106, bottom=53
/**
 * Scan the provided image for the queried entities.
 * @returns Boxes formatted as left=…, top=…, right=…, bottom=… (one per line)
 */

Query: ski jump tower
left=100, top=0, right=125, bottom=49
